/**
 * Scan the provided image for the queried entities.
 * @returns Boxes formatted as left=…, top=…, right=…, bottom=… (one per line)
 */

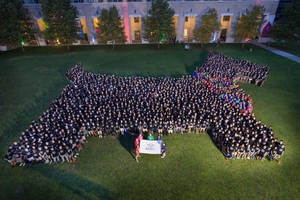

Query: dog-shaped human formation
left=5, top=53, right=285, bottom=165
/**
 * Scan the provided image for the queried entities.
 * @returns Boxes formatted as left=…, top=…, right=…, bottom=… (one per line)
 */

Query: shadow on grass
left=118, top=134, right=136, bottom=160
left=184, top=50, right=209, bottom=75
left=206, top=128, right=225, bottom=158
left=35, top=166, right=111, bottom=200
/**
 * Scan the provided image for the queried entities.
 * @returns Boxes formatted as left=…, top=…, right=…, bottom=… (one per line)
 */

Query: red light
left=122, top=3, right=130, bottom=43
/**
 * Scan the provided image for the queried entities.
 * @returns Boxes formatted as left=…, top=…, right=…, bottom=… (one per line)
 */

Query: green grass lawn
left=267, top=42, right=300, bottom=57
left=0, top=44, right=299, bottom=200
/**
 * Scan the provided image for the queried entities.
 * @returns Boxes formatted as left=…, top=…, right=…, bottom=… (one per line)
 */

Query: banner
left=139, top=139, right=161, bottom=154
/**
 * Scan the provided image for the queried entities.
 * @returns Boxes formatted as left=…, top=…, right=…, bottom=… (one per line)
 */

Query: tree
left=97, top=6, right=126, bottom=47
left=20, top=15, right=37, bottom=47
left=41, top=0, right=79, bottom=49
left=268, top=0, right=300, bottom=41
left=0, top=0, right=36, bottom=48
left=143, top=0, right=175, bottom=46
left=234, top=5, right=265, bottom=42
left=193, top=8, right=219, bottom=44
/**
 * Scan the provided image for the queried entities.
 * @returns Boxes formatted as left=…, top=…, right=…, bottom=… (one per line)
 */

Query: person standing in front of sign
left=135, top=138, right=139, bottom=149
left=147, top=133, right=154, bottom=140
left=135, top=144, right=140, bottom=163
left=161, top=142, right=166, bottom=158
left=134, top=138, right=140, bottom=162
left=157, top=135, right=162, bottom=144
left=137, top=133, right=143, bottom=141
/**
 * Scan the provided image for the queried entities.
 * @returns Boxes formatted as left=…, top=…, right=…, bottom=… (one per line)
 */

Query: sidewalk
left=251, top=41, right=300, bottom=64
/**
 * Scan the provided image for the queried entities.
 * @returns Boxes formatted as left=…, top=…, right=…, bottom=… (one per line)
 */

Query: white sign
left=139, top=139, right=161, bottom=154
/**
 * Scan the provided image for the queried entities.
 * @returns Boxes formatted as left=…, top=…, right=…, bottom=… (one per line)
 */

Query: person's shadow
left=118, top=133, right=137, bottom=160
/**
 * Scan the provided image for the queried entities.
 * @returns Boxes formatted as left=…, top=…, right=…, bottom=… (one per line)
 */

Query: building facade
left=275, top=0, right=292, bottom=21
left=24, top=0, right=280, bottom=45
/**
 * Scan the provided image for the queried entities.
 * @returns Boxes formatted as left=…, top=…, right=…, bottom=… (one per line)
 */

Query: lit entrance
left=130, top=16, right=142, bottom=43
left=184, top=16, right=196, bottom=42
left=219, top=15, right=232, bottom=42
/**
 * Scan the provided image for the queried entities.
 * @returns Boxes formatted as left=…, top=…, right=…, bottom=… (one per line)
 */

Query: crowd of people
left=5, top=53, right=284, bottom=166
left=194, top=53, right=283, bottom=160
left=195, top=53, right=270, bottom=87
left=194, top=72, right=254, bottom=115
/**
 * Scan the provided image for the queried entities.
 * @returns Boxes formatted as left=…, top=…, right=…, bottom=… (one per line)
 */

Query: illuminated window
left=134, top=17, right=139, bottom=23
left=223, top=16, right=230, bottom=21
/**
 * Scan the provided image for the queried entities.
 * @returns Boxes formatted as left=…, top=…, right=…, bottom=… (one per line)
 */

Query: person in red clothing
left=135, top=145, right=140, bottom=163
left=134, top=138, right=139, bottom=148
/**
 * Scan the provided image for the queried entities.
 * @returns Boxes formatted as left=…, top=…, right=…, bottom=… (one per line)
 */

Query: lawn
left=267, top=42, right=300, bottom=57
left=0, top=44, right=299, bottom=200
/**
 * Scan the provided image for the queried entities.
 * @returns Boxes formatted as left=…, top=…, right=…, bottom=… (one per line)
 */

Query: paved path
left=251, top=41, right=300, bottom=64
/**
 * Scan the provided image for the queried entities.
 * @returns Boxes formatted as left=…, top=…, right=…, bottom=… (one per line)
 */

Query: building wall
left=24, top=0, right=279, bottom=45
left=275, top=0, right=292, bottom=21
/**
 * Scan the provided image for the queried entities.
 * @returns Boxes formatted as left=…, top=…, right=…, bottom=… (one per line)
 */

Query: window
left=223, top=16, right=230, bottom=21
left=185, top=17, right=188, bottom=22
left=134, top=17, right=139, bottom=23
